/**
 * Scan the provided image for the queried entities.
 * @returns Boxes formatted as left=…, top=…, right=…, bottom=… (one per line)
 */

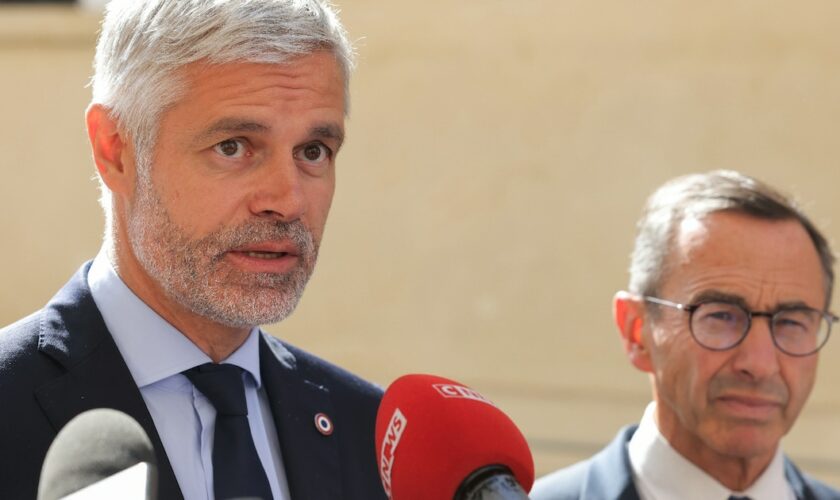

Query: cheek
left=316, top=172, right=335, bottom=202
left=303, top=178, right=335, bottom=229
left=782, top=359, right=817, bottom=414
left=659, top=345, right=698, bottom=396
left=651, top=332, right=719, bottom=409
left=157, top=176, right=239, bottom=236
left=648, top=318, right=691, bottom=375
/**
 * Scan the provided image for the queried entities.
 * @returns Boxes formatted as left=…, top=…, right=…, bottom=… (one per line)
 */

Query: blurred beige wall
left=1, top=0, right=838, bottom=486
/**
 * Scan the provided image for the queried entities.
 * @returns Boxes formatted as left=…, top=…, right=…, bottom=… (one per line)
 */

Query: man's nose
left=730, top=315, right=781, bottom=380
left=247, top=152, right=306, bottom=221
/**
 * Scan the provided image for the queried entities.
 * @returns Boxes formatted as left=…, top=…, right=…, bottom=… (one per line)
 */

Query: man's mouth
left=223, top=242, right=303, bottom=273
left=229, top=240, right=301, bottom=257
left=240, top=250, right=290, bottom=260
left=714, top=393, right=785, bottom=421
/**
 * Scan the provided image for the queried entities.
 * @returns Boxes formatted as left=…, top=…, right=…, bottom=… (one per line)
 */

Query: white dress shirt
left=88, top=251, right=291, bottom=500
left=628, top=402, right=795, bottom=500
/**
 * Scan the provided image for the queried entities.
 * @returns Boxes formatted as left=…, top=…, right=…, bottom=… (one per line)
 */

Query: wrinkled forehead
left=662, top=212, right=827, bottom=307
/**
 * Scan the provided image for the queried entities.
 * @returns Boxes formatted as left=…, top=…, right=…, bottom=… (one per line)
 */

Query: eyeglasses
left=642, top=296, right=837, bottom=356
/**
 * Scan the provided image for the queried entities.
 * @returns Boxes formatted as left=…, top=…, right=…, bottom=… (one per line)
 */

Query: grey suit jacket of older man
left=531, top=426, right=840, bottom=500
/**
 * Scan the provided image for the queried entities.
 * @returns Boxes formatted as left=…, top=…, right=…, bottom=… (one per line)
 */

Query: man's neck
left=655, top=406, right=776, bottom=490
left=674, top=442, right=773, bottom=491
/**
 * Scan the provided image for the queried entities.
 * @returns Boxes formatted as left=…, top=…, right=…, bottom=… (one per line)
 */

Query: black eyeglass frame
left=642, top=295, right=838, bottom=357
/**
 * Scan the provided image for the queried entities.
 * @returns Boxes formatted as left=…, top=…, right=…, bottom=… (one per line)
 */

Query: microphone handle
left=455, top=465, right=529, bottom=500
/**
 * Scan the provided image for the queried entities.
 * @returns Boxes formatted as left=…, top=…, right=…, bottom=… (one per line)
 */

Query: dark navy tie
left=729, top=496, right=752, bottom=500
left=184, top=363, right=273, bottom=500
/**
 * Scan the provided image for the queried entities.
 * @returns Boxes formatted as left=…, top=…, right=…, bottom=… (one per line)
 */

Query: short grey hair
left=629, top=170, right=835, bottom=305
left=91, top=0, right=354, bottom=233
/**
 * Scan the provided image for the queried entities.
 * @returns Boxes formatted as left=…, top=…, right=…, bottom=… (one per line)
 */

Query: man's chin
left=705, top=423, right=783, bottom=460
left=196, top=307, right=298, bottom=329
left=178, top=287, right=304, bottom=328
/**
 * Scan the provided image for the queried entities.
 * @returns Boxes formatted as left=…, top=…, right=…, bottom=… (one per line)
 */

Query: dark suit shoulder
left=0, top=308, right=61, bottom=395
left=0, top=309, right=42, bottom=360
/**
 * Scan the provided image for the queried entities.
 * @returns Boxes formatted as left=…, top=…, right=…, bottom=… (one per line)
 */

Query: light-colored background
left=1, top=1, right=838, bottom=487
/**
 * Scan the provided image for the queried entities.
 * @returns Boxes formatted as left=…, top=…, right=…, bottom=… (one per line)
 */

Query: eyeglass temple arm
left=642, top=296, right=690, bottom=311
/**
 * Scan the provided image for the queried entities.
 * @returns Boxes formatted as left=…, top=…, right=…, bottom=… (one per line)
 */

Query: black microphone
left=38, top=408, right=157, bottom=500
left=455, top=465, right=530, bottom=499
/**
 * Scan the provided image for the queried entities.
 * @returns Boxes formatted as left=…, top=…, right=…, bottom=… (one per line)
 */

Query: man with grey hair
left=0, top=1, right=387, bottom=498
left=532, top=171, right=840, bottom=500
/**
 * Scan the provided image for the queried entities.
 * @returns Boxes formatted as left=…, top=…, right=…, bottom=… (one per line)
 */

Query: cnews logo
left=379, top=408, right=407, bottom=498
left=433, top=383, right=494, bottom=406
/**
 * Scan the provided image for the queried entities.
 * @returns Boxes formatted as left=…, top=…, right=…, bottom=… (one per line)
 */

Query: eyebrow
left=689, top=290, right=747, bottom=307
left=689, top=290, right=815, bottom=311
left=193, top=119, right=344, bottom=148
left=194, top=118, right=271, bottom=145
left=311, top=123, right=345, bottom=149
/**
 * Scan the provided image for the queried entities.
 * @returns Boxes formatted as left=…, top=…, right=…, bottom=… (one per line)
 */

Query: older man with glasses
left=532, top=170, right=840, bottom=500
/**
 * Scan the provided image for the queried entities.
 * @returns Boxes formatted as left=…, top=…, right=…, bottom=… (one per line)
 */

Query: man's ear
left=86, top=103, right=135, bottom=197
left=613, top=291, right=653, bottom=373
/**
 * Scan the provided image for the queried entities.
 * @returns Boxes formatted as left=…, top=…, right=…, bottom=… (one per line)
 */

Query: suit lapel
left=34, top=263, right=183, bottom=500
left=260, top=333, right=343, bottom=500
left=784, top=457, right=815, bottom=500
left=583, top=426, right=642, bottom=500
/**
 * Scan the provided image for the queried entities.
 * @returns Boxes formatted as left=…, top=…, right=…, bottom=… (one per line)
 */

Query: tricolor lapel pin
left=314, top=413, right=334, bottom=436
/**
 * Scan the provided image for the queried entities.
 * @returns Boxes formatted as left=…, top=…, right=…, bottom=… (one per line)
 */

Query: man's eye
left=298, top=143, right=330, bottom=163
left=213, top=139, right=246, bottom=158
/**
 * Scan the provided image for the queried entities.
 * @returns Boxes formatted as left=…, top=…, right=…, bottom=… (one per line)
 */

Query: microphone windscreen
left=375, top=374, right=534, bottom=500
left=38, top=408, right=157, bottom=500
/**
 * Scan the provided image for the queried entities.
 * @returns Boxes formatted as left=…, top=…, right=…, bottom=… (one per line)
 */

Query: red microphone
left=375, top=374, right=534, bottom=500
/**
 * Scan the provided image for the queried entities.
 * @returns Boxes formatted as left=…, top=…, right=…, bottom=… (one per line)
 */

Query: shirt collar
left=628, top=402, right=792, bottom=500
left=87, top=250, right=263, bottom=388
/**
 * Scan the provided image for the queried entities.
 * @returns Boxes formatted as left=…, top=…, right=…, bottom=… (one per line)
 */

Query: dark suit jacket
left=0, top=262, right=388, bottom=500
left=530, top=426, right=840, bottom=500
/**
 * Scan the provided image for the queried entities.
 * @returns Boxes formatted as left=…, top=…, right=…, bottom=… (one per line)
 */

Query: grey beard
left=128, top=175, right=318, bottom=328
